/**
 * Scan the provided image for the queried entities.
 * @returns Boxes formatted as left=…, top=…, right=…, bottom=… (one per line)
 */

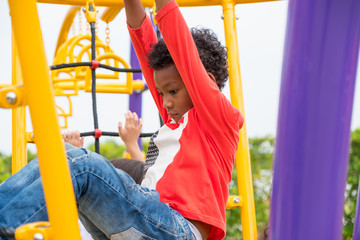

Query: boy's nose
left=163, top=98, right=173, bottom=109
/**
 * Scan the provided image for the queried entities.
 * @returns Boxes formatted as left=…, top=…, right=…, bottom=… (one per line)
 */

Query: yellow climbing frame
left=2, top=0, right=279, bottom=239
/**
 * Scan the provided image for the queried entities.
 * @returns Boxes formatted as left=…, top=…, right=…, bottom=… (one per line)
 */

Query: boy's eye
left=158, top=92, right=164, bottom=97
left=169, top=90, right=178, bottom=95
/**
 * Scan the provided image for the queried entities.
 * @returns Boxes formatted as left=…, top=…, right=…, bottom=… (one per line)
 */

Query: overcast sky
left=1, top=1, right=360, bottom=155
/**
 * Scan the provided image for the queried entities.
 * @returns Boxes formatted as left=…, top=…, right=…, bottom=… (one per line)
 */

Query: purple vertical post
left=129, top=42, right=143, bottom=149
left=270, top=0, right=360, bottom=239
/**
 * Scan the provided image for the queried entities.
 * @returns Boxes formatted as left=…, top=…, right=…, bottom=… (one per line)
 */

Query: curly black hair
left=147, top=28, right=228, bottom=91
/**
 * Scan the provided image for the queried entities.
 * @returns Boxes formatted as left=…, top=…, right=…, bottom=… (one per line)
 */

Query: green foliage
left=0, top=150, right=36, bottom=184
left=0, top=152, right=11, bottom=183
left=87, top=139, right=150, bottom=161
left=87, top=140, right=127, bottom=161
left=142, top=138, right=150, bottom=154
left=343, top=128, right=360, bottom=239
left=27, top=150, right=37, bottom=162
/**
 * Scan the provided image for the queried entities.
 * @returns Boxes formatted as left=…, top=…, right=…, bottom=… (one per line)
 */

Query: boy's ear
left=208, top=72, right=216, bottom=83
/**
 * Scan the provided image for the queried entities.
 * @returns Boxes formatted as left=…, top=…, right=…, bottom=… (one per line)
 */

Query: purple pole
left=129, top=42, right=143, bottom=149
left=270, top=0, right=360, bottom=239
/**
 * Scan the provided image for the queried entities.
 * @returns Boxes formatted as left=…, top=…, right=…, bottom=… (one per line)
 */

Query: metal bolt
left=34, top=233, right=44, bottom=240
left=221, top=14, right=239, bottom=20
left=6, top=91, right=17, bottom=105
left=233, top=197, right=240, bottom=204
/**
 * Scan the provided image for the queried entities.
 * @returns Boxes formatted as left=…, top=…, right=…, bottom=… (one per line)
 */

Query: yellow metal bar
left=0, top=83, right=11, bottom=88
left=100, top=7, right=122, bottom=23
left=55, top=80, right=144, bottom=92
left=222, top=0, right=257, bottom=240
left=8, top=0, right=81, bottom=239
left=12, top=31, right=27, bottom=174
left=37, top=0, right=278, bottom=7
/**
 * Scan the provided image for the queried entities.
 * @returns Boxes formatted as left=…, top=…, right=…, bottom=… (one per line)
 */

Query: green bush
left=87, top=139, right=150, bottom=161
left=343, top=128, right=360, bottom=239
left=0, top=152, right=11, bottom=183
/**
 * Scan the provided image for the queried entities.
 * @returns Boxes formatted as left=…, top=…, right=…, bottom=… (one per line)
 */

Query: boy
left=0, top=0, right=243, bottom=239
left=124, top=0, right=243, bottom=239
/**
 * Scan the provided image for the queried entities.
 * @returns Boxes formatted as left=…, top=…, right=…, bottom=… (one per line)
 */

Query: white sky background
left=0, top=1, right=359, bottom=155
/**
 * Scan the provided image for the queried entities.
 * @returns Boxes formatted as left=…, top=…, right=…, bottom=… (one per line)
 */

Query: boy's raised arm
left=155, top=1, right=243, bottom=134
left=154, top=0, right=171, bottom=11
left=124, top=1, right=167, bottom=121
left=123, top=0, right=147, bottom=28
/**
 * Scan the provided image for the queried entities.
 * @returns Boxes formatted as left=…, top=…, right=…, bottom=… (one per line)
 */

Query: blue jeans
left=0, top=144, right=194, bottom=240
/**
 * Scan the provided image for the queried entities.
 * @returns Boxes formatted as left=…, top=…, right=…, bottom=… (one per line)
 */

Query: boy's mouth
left=168, top=112, right=178, bottom=119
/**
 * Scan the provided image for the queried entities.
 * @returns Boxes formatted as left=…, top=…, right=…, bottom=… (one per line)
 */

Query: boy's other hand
left=62, top=130, right=84, bottom=148
left=118, top=110, right=143, bottom=145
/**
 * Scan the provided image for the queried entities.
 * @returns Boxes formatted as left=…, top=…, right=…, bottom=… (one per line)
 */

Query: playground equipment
left=0, top=0, right=277, bottom=239
left=3, top=0, right=360, bottom=239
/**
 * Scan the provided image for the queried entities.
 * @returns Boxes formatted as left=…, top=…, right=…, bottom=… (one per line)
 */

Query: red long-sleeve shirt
left=128, top=1, right=243, bottom=239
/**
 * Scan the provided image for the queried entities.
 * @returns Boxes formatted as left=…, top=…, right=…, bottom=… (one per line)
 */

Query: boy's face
left=154, top=65, right=194, bottom=123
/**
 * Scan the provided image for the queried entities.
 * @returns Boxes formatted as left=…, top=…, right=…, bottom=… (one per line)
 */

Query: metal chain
left=95, top=19, right=99, bottom=34
left=78, top=10, right=83, bottom=34
left=105, top=23, right=110, bottom=49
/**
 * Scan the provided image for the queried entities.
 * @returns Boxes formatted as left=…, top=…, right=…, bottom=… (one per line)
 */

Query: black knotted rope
left=98, top=64, right=141, bottom=73
left=50, top=62, right=91, bottom=70
left=89, top=11, right=100, bottom=154
left=80, top=131, right=153, bottom=138
left=49, top=4, right=151, bottom=153
left=50, top=62, right=141, bottom=73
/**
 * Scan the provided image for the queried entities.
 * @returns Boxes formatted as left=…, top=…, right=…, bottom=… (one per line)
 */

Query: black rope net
left=50, top=4, right=150, bottom=154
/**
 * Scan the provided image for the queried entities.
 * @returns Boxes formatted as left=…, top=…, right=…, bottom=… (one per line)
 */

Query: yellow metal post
left=11, top=30, right=27, bottom=174
left=222, top=0, right=257, bottom=239
left=8, top=0, right=81, bottom=239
